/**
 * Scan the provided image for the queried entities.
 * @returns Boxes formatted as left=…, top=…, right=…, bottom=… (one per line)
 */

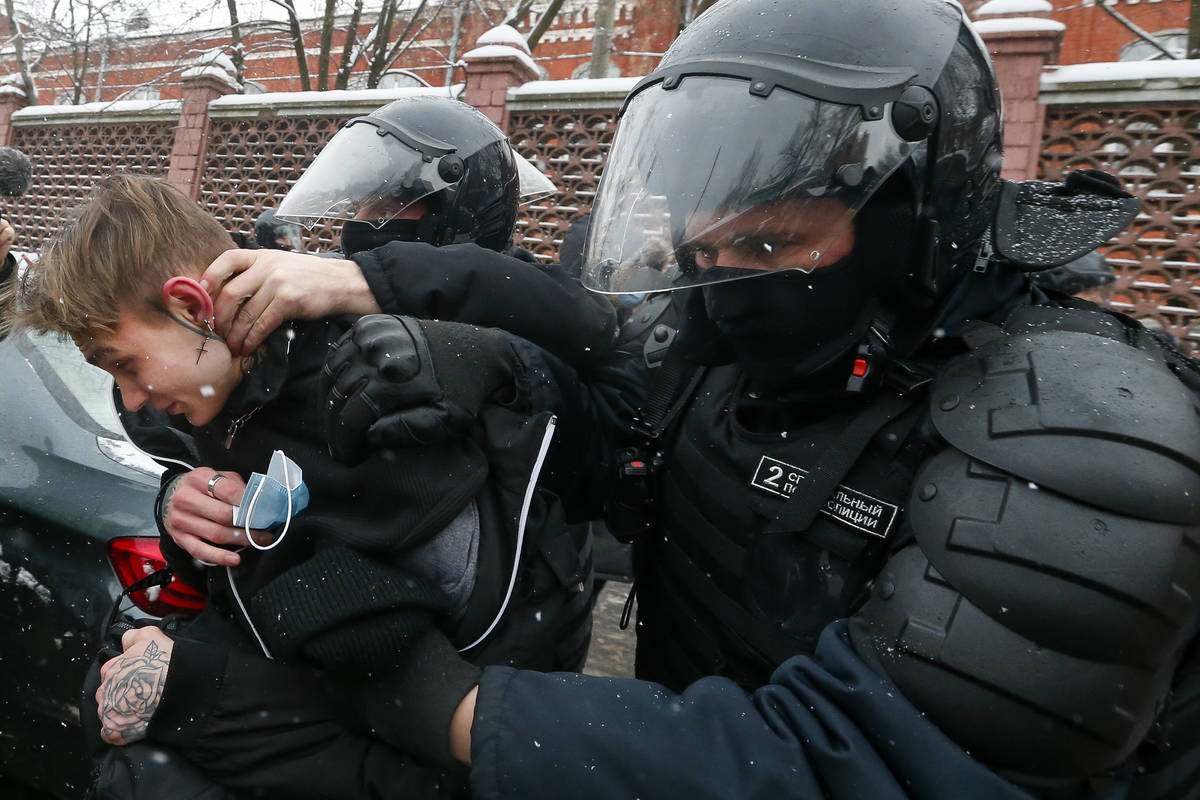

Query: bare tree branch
left=279, top=0, right=312, bottom=89
left=502, top=0, right=535, bottom=27
left=227, top=0, right=246, bottom=86
left=4, top=0, right=38, bottom=104
left=588, top=0, right=616, bottom=78
left=1098, top=1, right=1179, bottom=60
left=526, top=0, right=565, bottom=51
left=366, top=0, right=399, bottom=87
left=383, top=1, right=447, bottom=74
left=443, top=0, right=470, bottom=86
left=315, top=0, right=338, bottom=89
left=1188, top=0, right=1199, bottom=58
left=335, top=0, right=365, bottom=89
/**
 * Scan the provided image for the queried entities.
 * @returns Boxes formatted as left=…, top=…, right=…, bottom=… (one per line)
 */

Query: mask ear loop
left=243, top=457, right=294, bottom=551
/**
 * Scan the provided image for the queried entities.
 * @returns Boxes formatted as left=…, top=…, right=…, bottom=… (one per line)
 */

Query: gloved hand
left=320, top=314, right=519, bottom=464
left=251, top=548, right=480, bottom=768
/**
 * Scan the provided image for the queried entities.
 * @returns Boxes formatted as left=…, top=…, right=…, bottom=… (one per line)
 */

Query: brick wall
left=1, top=0, right=680, bottom=103
left=967, top=0, right=1191, bottom=65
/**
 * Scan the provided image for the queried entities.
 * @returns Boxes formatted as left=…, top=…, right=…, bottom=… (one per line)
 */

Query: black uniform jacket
left=467, top=273, right=1200, bottom=800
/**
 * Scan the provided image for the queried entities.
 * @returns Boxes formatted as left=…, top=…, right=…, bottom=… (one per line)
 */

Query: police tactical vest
left=635, top=363, right=931, bottom=691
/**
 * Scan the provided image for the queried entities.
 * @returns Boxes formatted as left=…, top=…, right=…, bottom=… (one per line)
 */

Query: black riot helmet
left=279, top=96, right=553, bottom=253
left=582, top=0, right=1004, bottom=308
left=253, top=208, right=303, bottom=251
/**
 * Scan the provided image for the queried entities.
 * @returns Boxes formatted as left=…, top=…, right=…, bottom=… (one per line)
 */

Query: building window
left=378, top=69, right=430, bottom=89
left=1119, top=29, right=1188, bottom=61
left=124, top=86, right=160, bottom=101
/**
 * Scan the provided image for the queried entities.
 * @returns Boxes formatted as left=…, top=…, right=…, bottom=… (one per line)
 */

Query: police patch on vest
left=750, top=455, right=898, bottom=538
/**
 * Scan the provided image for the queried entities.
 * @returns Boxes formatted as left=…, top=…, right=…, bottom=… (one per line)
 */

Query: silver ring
left=206, top=473, right=225, bottom=498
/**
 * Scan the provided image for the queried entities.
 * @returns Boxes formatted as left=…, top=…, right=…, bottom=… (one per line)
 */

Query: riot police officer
left=113, top=1, right=1200, bottom=797
left=315, top=0, right=1200, bottom=796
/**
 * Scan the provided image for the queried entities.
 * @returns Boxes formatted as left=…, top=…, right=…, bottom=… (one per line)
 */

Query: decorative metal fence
left=1039, top=68, right=1200, bottom=353
left=7, top=73, right=1200, bottom=357
left=508, top=108, right=617, bottom=262
left=7, top=105, right=178, bottom=251
left=200, top=113, right=352, bottom=251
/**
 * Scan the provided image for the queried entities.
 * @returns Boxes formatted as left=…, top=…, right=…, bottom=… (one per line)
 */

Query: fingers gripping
left=322, top=315, right=444, bottom=461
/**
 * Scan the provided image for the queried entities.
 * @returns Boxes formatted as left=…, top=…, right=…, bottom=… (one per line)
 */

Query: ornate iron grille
left=509, top=109, right=617, bottom=263
left=6, top=121, right=174, bottom=252
left=1040, top=105, right=1200, bottom=354
left=199, top=114, right=353, bottom=252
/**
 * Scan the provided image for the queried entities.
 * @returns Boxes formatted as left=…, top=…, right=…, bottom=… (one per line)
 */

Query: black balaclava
left=700, top=255, right=877, bottom=394
left=340, top=218, right=441, bottom=258
left=682, top=194, right=916, bottom=398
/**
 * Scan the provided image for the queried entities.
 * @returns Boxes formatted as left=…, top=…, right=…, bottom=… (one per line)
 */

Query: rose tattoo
left=99, top=639, right=170, bottom=745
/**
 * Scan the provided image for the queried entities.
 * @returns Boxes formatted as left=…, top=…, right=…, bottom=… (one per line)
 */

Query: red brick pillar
left=974, top=2, right=1064, bottom=181
left=167, top=72, right=236, bottom=200
left=461, top=26, right=541, bottom=131
left=0, top=87, right=29, bottom=148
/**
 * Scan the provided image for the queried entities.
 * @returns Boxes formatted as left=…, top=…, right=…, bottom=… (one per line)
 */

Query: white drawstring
left=458, top=415, right=557, bottom=653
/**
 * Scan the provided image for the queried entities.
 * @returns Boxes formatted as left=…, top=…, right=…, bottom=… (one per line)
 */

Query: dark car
left=0, top=327, right=201, bottom=799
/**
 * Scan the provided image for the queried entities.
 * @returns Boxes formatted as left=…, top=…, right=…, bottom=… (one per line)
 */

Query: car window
left=16, top=329, right=126, bottom=440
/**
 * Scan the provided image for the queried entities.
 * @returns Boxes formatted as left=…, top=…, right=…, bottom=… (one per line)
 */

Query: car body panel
left=0, top=329, right=164, bottom=798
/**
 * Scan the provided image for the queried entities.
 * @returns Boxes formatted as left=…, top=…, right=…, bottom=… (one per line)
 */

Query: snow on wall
left=1044, top=59, right=1200, bottom=84
left=974, top=0, right=1053, bottom=16
left=511, top=77, right=642, bottom=96
left=475, top=24, right=531, bottom=54
left=12, top=99, right=182, bottom=119
left=210, top=84, right=463, bottom=109
left=461, top=44, right=541, bottom=77
left=972, top=17, right=1065, bottom=33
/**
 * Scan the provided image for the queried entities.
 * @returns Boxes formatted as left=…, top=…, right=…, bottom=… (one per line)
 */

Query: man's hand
left=201, top=249, right=381, bottom=357
left=96, top=627, right=174, bottom=746
left=161, top=467, right=250, bottom=567
left=320, top=315, right=518, bottom=463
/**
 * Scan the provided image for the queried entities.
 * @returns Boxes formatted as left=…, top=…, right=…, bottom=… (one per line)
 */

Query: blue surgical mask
left=618, top=292, right=647, bottom=307
left=232, top=450, right=310, bottom=550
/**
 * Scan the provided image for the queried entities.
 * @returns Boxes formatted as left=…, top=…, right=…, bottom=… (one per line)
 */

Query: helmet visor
left=278, top=122, right=463, bottom=229
left=515, top=152, right=557, bottom=203
left=581, top=77, right=918, bottom=293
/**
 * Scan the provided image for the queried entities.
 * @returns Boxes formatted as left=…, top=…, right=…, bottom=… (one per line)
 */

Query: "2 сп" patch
left=750, top=455, right=898, bottom=539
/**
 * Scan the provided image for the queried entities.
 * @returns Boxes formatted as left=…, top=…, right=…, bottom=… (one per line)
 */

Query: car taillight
left=108, top=537, right=206, bottom=617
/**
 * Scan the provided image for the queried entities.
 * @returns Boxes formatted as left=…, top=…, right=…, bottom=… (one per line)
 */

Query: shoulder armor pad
left=930, top=328, right=1200, bottom=523
left=993, top=176, right=1141, bottom=269
left=910, top=449, right=1200, bottom=666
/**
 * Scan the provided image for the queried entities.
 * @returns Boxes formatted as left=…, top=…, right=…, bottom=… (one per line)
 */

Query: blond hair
left=17, top=173, right=233, bottom=343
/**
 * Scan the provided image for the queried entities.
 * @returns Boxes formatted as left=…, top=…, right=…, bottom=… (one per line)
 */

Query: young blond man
left=19, top=174, right=592, bottom=798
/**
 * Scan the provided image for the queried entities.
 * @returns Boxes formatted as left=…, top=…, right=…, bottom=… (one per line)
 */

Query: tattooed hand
left=96, top=626, right=174, bottom=746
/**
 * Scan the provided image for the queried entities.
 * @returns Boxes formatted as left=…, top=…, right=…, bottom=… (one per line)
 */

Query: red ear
left=162, top=276, right=215, bottom=322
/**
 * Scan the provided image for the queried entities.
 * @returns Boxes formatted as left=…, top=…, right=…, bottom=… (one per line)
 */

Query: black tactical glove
left=321, top=314, right=519, bottom=464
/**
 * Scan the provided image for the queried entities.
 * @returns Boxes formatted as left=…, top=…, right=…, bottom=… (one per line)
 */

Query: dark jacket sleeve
left=506, top=335, right=648, bottom=522
left=147, top=613, right=461, bottom=799
left=351, top=240, right=616, bottom=368
left=469, top=620, right=1033, bottom=800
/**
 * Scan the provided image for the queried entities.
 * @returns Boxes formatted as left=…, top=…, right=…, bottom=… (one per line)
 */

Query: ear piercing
left=196, top=317, right=216, bottom=363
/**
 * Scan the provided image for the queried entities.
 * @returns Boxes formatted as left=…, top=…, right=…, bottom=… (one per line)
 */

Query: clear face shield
left=581, top=77, right=918, bottom=295
left=278, top=117, right=556, bottom=229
